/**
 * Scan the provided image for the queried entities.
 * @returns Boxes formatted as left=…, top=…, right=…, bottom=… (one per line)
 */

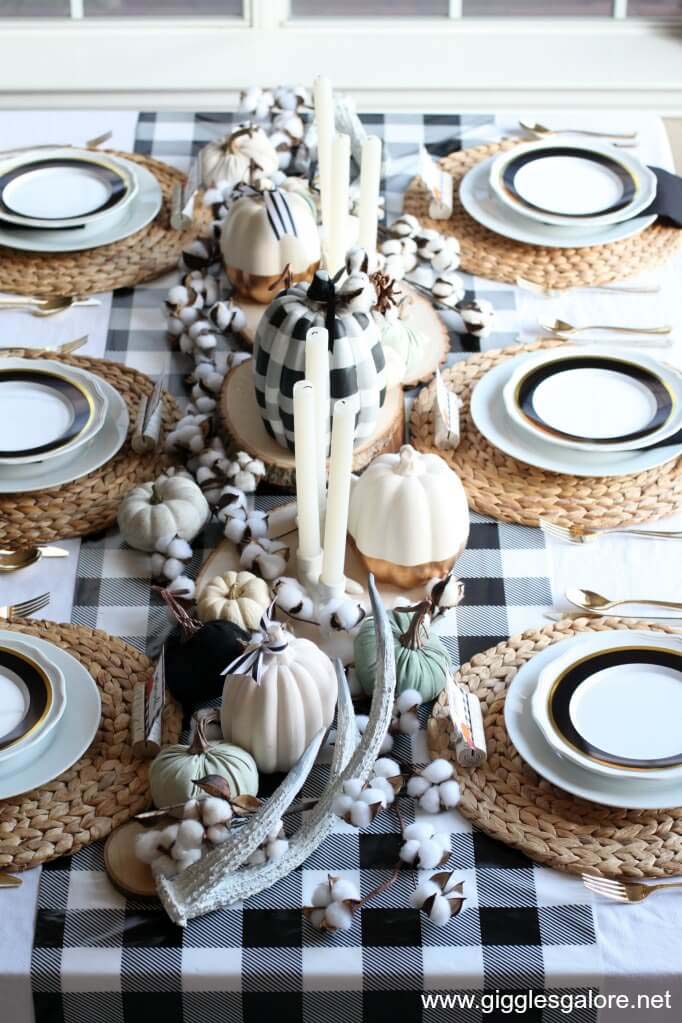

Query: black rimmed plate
left=0, top=645, right=52, bottom=752
left=548, top=645, right=682, bottom=773
left=0, top=367, right=93, bottom=460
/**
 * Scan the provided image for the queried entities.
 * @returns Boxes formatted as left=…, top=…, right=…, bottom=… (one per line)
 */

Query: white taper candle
left=305, top=326, right=330, bottom=527
left=313, top=75, right=334, bottom=256
left=327, top=131, right=351, bottom=277
left=321, top=397, right=355, bottom=593
left=293, top=380, right=321, bottom=562
left=357, top=135, right=382, bottom=256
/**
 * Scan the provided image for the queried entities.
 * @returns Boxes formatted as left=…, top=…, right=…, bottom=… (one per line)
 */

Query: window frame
left=0, top=1, right=680, bottom=111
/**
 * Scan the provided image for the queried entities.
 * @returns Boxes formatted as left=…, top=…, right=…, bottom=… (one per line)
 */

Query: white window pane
left=84, top=0, right=241, bottom=13
left=463, top=0, right=612, bottom=12
left=629, top=0, right=682, bottom=12
left=0, top=0, right=69, bottom=13
left=292, top=0, right=448, bottom=14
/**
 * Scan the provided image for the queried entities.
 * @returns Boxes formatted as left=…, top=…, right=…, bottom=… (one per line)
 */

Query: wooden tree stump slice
left=104, top=820, right=158, bottom=898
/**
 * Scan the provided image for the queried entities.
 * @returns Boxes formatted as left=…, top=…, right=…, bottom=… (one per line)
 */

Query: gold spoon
left=0, top=872, right=21, bottom=888
left=539, top=317, right=672, bottom=337
left=566, top=587, right=682, bottom=613
left=0, top=296, right=99, bottom=317
left=519, top=120, right=638, bottom=141
left=0, top=547, right=69, bottom=572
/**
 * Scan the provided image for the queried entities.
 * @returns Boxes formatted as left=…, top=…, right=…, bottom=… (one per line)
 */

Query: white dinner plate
left=0, top=374, right=128, bottom=493
left=0, top=157, right=161, bottom=253
left=0, top=358, right=108, bottom=465
left=489, top=139, right=657, bottom=228
left=460, top=158, right=657, bottom=248
left=504, top=631, right=682, bottom=809
left=531, top=631, right=682, bottom=781
left=0, top=632, right=66, bottom=761
left=0, top=148, right=136, bottom=229
left=502, top=347, right=682, bottom=453
left=0, top=630, right=100, bottom=800
left=470, top=353, right=682, bottom=477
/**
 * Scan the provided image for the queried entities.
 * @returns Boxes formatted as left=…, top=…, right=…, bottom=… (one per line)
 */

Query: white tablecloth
left=1, top=109, right=681, bottom=1023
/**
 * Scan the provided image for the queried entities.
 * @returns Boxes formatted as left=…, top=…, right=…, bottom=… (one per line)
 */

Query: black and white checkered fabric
left=33, top=111, right=602, bottom=1022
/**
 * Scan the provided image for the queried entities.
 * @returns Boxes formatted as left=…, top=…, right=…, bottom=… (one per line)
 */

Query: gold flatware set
left=0, top=592, right=50, bottom=622
left=0, top=295, right=100, bottom=317
left=582, top=874, right=682, bottom=904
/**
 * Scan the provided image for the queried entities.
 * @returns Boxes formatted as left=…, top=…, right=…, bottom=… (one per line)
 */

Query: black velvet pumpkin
left=164, top=619, right=250, bottom=721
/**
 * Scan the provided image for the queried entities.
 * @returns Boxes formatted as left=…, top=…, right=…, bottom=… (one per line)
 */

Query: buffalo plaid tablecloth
left=31, top=112, right=602, bottom=1022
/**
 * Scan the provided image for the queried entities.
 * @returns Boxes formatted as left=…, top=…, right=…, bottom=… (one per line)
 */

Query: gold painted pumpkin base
left=226, top=261, right=320, bottom=304
left=348, top=535, right=466, bottom=588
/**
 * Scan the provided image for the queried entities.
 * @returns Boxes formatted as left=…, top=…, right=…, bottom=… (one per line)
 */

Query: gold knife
left=0, top=872, right=21, bottom=888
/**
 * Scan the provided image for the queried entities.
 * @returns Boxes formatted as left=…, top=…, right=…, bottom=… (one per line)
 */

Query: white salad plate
left=489, top=139, right=657, bottom=228
left=470, top=353, right=682, bottom=477
left=531, top=631, right=682, bottom=782
left=0, top=373, right=128, bottom=493
left=0, top=147, right=137, bottom=230
left=460, top=158, right=656, bottom=249
left=0, top=358, right=108, bottom=466
left=504, top=631, right=682, bottom=809
left=0, top=156, right=161, bottom=253
left=502, top=347, right=682, bottom=453
left=0, top=630, right=100, bottom=800
left=0, top=632, right=66, bottom=764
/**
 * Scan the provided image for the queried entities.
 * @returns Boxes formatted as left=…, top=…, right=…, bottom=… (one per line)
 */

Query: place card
left=131, top=648, right=165, bottom=758
left=446, top=675, right=487, bottom=767
left=433, top=368, right=461, bottom=449
left=171, top=155, right=201, bottom=230
left=417, top=145, right=453, bottom=220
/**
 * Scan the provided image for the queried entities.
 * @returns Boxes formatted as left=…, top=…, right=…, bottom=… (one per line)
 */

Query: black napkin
left=643, top=167, right=682, bottom=227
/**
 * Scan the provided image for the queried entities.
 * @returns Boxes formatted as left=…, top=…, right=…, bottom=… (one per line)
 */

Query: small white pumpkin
left=149, top=712, right=259, bottom=810
left=347, top=444, right=469, bottom=587
left=379, top=318, right=429, bottom=384
left=196, top=571, right=270, bottom=630
left=118, top=474, right=209, bottom=553
left=221, top=621, right=337, bottom=773
left=220, top=189, right=321, bottom=303
left=200, top=125, right=279, bottom=189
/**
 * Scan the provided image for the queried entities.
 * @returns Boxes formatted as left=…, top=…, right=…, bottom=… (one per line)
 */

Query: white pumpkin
left=200, top=125, right=279, bottom=189
left=380, top=318, right=428, bottom=384
left=197, top=571, right=270, bottom=630
left=118, top=474, right=209, bottom=552
left=221, top=622, right=337, bottom=773
left=347, top=444, right=469, bottom=587
left=220, top=189, right=321, bottom=303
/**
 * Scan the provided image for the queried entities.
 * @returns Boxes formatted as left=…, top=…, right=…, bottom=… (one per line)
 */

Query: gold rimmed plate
left=0, top=643, right=52, bottom=753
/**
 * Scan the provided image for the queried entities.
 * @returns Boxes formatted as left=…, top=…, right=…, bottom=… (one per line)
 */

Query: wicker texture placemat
left=0, top=620, right=181, bottom=871
left=403, top=140, right=682, bottom=288
left=428, top=616, right=682, bottom=879
left=0, top=151, right=211, bottom=298
left=0, top=352, right=179, bottom=545
left=409, top=339, right=682, bottom=528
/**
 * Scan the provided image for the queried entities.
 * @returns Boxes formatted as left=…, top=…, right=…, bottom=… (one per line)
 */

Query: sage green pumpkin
left=149, top=713, right=259, bottom=809
left=354, top=609, right=450, bottom=700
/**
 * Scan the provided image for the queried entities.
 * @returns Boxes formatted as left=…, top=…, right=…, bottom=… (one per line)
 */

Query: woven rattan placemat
left=428, top=616, right=682, bottom=879
left=409, top=338, right=682, bottom=528
left=0, top=151, right=210, bottom=298
left=0, top=620, right=181, bottom=871
left=403, top=139, right=682, bottom=289
left=0, top=352, right=178, bottom=545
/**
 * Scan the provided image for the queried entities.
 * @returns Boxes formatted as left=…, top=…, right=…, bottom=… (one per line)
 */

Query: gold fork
left=539, top=518, right=682, bottom=545
left=0, top=335, right=88, bottom=356
left=582, top=873, right=682, bottom=903
left=0, top=592, right=50, bottom=621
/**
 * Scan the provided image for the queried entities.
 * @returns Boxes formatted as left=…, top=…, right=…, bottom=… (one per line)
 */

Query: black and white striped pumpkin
left=253, top=270, right=386, bottom=451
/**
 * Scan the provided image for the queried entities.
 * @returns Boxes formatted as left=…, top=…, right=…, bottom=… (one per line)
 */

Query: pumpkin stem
left=397, top=603, right=431, bottom=651
left=149, top=484, right=162, bottom=505
left=188, top=708, right=218, bottom=755
left=227, top=124, right=256, bottom=151
left=154, top=586, right=201, bottom=640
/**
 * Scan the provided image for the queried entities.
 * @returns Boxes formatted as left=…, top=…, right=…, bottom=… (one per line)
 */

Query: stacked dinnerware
left=459, top=138, right=657, bottom=248
left=0, top=357, right=129, bottom=493
left=0, top=146, right=162, bottom=253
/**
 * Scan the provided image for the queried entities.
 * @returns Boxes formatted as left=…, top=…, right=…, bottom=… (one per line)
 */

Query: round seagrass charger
left=0, top=352, right=179, bottom=546
left=0, top=620, right=182, bottom=871
left=403, top=139, right=682, bottom=289
left=409, top=338, right=682, bottom=528
left=428, top=617, right=682, bottom=879
left=0, top=151, right=211, bottom=298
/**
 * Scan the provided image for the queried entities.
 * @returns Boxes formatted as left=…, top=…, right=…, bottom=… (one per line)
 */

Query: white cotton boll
left=422, top=759, right=454, bottom=785
left=223, top=515, right=248, bottom=544
left=324, top=901, right=354, bottom=932
left=175, top=819, right=205, bottom=851
left=151, top=853, right=178, bottom=879
left=332, top=793, right=354, bottom=818
left=179, top=306, right=200, bottom=326
left=166, top=575, right=196, bottom=600
left=319, top=598, right=366, bottom=634
left=434, top=831, right=451, bottom=853
left=166, top=536, right=192, bottom=561
left=206, top=825, right=230, bottom=845
left=343, top=778, right=365, bottom=800
left=410, top=879, right=440, bottom=909
left=230, top=307, right=246, bottom=333
left=201, top=796, right=233, bottom=826
left=273, top=577, right=314, bottom=619
left=167, top=284, right=190, bottom=307
left=255, top=551, right=287, bottom=580
left=267, top=838, right=289, bottom=862
left=390, top=213, right=420, bottom=238
left=195, top=331, right=217, bottom=352
left=407, top=775, right=430, bottom=798
left=183, top=799, right=201, bottom=820
left=355, top=714, right=369, bottom=732
left=134, top=830, right=162, bottom=864
left=162, top=557, right=185, bottom=581
left=439, top=779, right=461, bottom=808
left=175, top=847, right=203, bottom=872
left=158, top=824, right=179, bottom=848
left=330, top=878, right=360, bottom=903
left=307, top=907, right=326, bottom=930
left=417, top=838, right=446, bottom=869
left=403, top=821, right=435, bottom=843
left=311, top=882, right=333, bottom=908
left=418, top=787, right=442, bottom=815
left=371, top=776, right=396, bottom=806
left=359, top=786, right=386, bottom=808
left=373, top=757, right=400, bottom=779
left=150, top=552, right=166, bottom=578
left=383, top=254, right=406, bottom=280
left=167, top=316, right=184, bottom=337
left=349, top=802, right=372, bottom=829
left=399, top=711, right=421, bottom=736
left=203, top=187, right=224, bottom=207
left=246, top=848, right=267, bottom=866
left=397, top=689, right=423, bottom=713
left=379, top=732, right=395, bottom=754
left=428, top=894, right=452, bottom=927
left=399, top=839, right=420, bottom=865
